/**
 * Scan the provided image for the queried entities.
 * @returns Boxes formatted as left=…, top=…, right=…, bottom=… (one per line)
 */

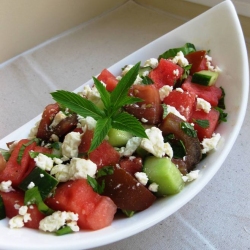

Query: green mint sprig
left=51, top=62, right=147, bottom=152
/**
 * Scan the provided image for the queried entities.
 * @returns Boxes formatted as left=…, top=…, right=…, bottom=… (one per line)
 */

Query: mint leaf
left=112, top=112, right=147, bottom=138
left=110, top=62, right=140, bottom=109
left=92, top=77, right=111, bottom=109
left=87, top=175, right=105, bottom=194
left=89, top=117, right=112, bottom=152
left=51, top=90, right=105, bottom=120
left=193, top=119, right=210, bottom=128
left=180, top=122, right=197, bottom=137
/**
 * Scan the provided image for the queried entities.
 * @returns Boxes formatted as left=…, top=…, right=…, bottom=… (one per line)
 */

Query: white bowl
left=0, top=1, right=248, bottom=249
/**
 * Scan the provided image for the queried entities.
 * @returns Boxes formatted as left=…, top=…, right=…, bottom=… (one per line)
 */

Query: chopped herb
left=0, top=195, right=6, bottom=220
left=162, top=103, right=168, bottom=119
left=29, top=151, right=59, bottom=160
left=141, top=76, right=154, bottom=85
left=215, top=107, right=228, bottom=122
left=193, top=119, right=210, bottom=128
left=51, top=63, right=148, bottom=153
left=181, top=64, right=192, bottom=80
left=180, top=122, right=197, bottom=137
left=164, top=133, right=175, bottom=142
left=0, top=149, right=10, bottom=161
left=56, top=226, right=74, bottom=236
left=171, top=140, right=186, bottom=159
left=218, top=86, right=226, bottom=109
left=122, top=209, right=135, bottom=217
left=24, top=187, right=54, bottom=215
left=96, top=166, right=114, bottom=178
left=87, top=175, right=105, bottom=194
left=158, top=43, right=196, bottom=60
left=50, top=142, right=61, bottom=150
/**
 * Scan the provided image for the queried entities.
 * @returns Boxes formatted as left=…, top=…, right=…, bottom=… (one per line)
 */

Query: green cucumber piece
left=138, top=66, right=152, bottom=77
left=143, top=156, right=184, bottom=196
left=191, top=70, right=219, bottom=86
left=18, top=167, right=58, bottom=200
left=108, top=128, right=133, bottom=147
left=0, top=195, right=6, bottom=220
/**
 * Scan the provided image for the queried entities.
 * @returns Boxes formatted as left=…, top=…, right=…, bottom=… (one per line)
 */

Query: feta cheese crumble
left=39, top=211, right=79, bottom=233
left=9, top=206, right=31, bottom=229
left=61, top=132, right=81, bottom=158
left=170, top=51, right=189, bottom=67
left=0, top=180, right=14, bottom=192
left=166, top=105, right=186, bottom=121
left=34, top=153, right=54, bottom=171
left=49, top=111, right=66, bottom=128
left=201, top=133, right=221, bottom=154
left=159, top=85, right=173, bottom=101
left=119, top=137, right=142, bottom=157
left=196, top=97, right=211, bottom=113
left=148, top=182, right=159, bottom=192
left=144, top=58, right=158, bottom=69
left=134, top=172, right=148, bottom=186
left=182, top=170, right=200, bottom=182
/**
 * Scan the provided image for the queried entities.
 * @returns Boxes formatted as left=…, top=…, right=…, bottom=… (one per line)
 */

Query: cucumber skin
left=192, top=70, right=219, bottom=86
left=143, top=156, right=184, bottom=196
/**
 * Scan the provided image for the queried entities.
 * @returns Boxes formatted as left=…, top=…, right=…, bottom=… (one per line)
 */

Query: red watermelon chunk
left=149, top=59, right=184, bottom=88
left=45, top=179, right=117, bottom=230
left=0, top=139, right=37, bottom=187
left=182, top=76, right=222, bottom=106
left=97, top=68, right=118, bottom=92
left=78, top=130, right=120, bottom=169
left=163, top=90, right=196, bottom=121
left=191, top=108, right=220, bottom=141
left=0, top=190, right=45, bottom=229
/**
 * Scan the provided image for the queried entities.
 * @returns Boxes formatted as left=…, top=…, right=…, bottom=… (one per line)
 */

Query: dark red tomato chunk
left=163, top=90, right=196, bottom=121
left=185, top=50, right=208, bottom=75
left=97, top=68, right=118, bottom=92
left=119, top=156, right=143, bottom=176
left=191, top=108, right=220, bottom=141
left=125, top=84, right=163, bottom=124
left=97, top=166, right=156, bottom=211
left=0, top=139, right=37, bottom=187
left=182, top=76, right=222, bottom=106
left=78, top=130, right=120, bottom=169
left=36, top=103, right=60, bottom=141
left=0, top=190, right=45, bottom=229
left=45, top=179, right=117, bottom=230
left=148, top=58, right=184, bottom=88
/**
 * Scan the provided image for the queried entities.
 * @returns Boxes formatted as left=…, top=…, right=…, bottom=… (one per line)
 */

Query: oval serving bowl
left=0, top=1, right=248, bottom=249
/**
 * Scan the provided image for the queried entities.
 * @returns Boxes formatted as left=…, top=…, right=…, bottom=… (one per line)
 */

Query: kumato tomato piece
left=36, top=103, right=60, bottom=141
left=119, top=156, right=143, bottom=176
left=97, top=166, right=156, bottom=211
left=185, top=50, right=208, bottom=75
left=125, top=84, right=163, bottom=125
left=97, top=68, right=118, bottom=92
left=148, top=58, right=184, bottom=88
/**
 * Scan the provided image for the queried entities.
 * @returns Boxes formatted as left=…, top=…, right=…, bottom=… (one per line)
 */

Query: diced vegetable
left=108, top=128, right=133, bottom=147
left=185, top=50, right=208, bottom=74
left=143, top=156, right=184, bottom=196
left=191, top=70, right=219, bottom=86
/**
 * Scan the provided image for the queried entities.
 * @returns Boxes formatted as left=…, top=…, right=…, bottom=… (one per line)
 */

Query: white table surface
left=0, top=1, right=249, bottom=249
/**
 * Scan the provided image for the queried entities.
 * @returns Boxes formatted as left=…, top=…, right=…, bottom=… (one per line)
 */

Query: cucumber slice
left=191, top=70, right=219, bottom=86
left=108, top=128, right=133, bottom=147
left=138, top=66, right=152, bottom=77
left=143, top=156, right=184, bottom=196
left=0, top=195, right=6, bottom=220
left=18, top=167, right=58, bottom=200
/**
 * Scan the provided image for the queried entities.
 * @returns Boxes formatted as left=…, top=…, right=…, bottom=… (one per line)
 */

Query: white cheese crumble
left=134, top=172, right=148, bottom=186
left=170, top=51, right=189, bottom=67
left=140, top=127, right=170, bottom=158
left=166, top=105, right=186, bottom=121
left=78, top=115, right=97, bottom=131
left=0, top=180, right=14, bottom=192
left=201, top=133, right=221, bottom=154
left=27, top=182, right=35, bottom=189
left=28, top=121, right=40, bottom=139
left=9, top=206, right=31, bottom=229
left=69, top=158, right=97, bottom=180
left=81, top=85, right=101, bottom=103
left=159, top=85, right=173, bottom=101
left=50, top=163, right=71, bottom=182
left=49, top=111, right=66, bottom=128
left=182, top=170, right=200, bottom=182
left=122, top=64, right=134, bottom=76
left=205, top=55, right=221, bottom=72
left=196, top=97, right=211, bottom=113
left=39, top=211, right=79, bottom=233
left=61, top=132, right=81, bottom=158
left=34, top=153, right=54, bottom=171
left=141, top=118, right=148, bottom=123
left=119, top=137, right=142, bottom=157
left=148, top=182, right=159, bottom=192
left=164, top=142, right=173, bottom=159
left=144, top=58, right=158, bottom=69
left=173, top=69, right=179, bottom=76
